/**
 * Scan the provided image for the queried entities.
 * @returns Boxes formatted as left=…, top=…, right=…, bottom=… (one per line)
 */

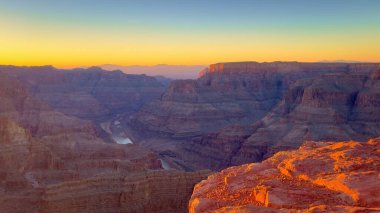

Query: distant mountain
left=318, top=60, right=369, bottom=63
left=0, top=65, right=167, bottom=119
left=153, top=75, right=173, bottom=86
left=98, top=64, right=206, bottom=79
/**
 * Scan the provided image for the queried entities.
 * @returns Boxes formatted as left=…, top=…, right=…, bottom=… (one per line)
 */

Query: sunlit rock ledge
left=189, top=137, right=380, bottom=212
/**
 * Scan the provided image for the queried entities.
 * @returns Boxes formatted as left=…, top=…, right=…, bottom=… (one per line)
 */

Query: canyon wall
left=0, top=65, right=166, bottom=120
left=132, top=62, right=378, bottom=138
left=0, top=118, right=209, bottom=213
left=0, top=68, right=208, bottom=213
left=41, top=170, right=209, bottom=213
left=128, top=62, right=380, bottom=170
left=189, top=137, right=380, bottom=212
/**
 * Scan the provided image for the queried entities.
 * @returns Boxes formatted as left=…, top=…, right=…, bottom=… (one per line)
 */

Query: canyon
left=0, top=66, right=209, bottom=213
left=0, top=65, right=166, bottom=120
left=128, top=62, right=380, bottom=170
left=0, top=62, right=379, bottom=212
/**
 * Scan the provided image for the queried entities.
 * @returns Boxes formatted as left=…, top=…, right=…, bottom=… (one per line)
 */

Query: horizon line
left=1, top=60, right=380, bottom=70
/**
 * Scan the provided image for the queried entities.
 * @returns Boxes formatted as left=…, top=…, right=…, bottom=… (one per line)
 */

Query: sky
left=0, top=0, right=380, bottom=67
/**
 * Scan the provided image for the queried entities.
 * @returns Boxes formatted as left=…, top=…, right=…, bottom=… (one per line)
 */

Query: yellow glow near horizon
left=2, top=31, right=379, bottom=68
left=1, top=27, right=380, bottom=68
left=1, top=1, right=380, bottom=68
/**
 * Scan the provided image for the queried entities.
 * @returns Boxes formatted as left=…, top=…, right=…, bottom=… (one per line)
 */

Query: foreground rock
left=189, top=138, right=380, bottom=212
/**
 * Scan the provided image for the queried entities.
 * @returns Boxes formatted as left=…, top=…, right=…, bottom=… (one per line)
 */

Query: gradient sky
left=1, top=0, right=380, bottom=67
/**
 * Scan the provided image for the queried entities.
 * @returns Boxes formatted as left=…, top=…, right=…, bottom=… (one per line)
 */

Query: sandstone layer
left=189, top=138, right=380, bottom=212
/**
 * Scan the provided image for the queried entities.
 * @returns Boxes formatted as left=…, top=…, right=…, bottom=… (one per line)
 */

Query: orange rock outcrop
left=189, top=138, right=380, bottom=212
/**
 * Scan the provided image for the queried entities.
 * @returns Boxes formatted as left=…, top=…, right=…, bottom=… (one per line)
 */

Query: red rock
left=189, top=138, right=380, bottom=212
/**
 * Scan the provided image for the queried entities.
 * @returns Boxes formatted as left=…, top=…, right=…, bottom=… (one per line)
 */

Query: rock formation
left=0, top=67, right=208, bottom=213
left=0, top=65, right=166, bottom=120
left=128, top=62, right=380, bottom=171
left=0, top=118, right=209, bottom=213
left=189, top=137, right=380, bottom=212
left=41, top=170, right=209, bottom=213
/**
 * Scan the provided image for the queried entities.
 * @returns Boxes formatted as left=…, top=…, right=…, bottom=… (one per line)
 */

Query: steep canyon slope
left=128, top=62, right=380, bottom=171
left=0, top=67, right=208, bottom=213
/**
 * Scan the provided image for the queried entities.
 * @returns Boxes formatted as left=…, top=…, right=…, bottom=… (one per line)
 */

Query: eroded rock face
left=129, top=62, right=380, bottom=171
left=0, top=118, right=208, bottom=213
left=239, top=65, right=380, bottom=160
left=132, top=62, right=299, bottom=138
left=41, top=170, right=209, bottom=213
left=189, top=138, right=380, bottom=212
left=0, top=68, right=209, bottom=213
left=0, top=108, right=164, bottom=212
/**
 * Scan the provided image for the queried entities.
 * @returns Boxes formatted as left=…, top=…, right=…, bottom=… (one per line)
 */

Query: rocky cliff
left=41, top=170, right=209, bottom=213
left=233, top=64, right=380, bottom=164
left=189, top=137, right=380, bottom=212
left=0, top=117, right=209, bottom=213
left=0, top=68, right=208, bottom=213
left=128, top=62, right=380, bottom=171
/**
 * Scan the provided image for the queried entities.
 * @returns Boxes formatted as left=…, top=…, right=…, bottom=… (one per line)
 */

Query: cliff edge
left=189, top=137, right=380, bottom=212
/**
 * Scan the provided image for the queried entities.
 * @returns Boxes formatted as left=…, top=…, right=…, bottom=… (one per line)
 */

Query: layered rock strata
left=189, top=138, right=380, bottom=212
left=128, top=62, right=380, bottom=171
left=0, top=65, right=166, bottom=120
left=41, top=170, right=210, bottom=213
left=0, top=68, right=208, bottom=213
left=132, top=62, right=378, bottom=137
